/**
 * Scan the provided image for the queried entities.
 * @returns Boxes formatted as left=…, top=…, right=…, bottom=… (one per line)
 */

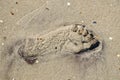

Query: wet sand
left=0, top=0, right=120, bottom=80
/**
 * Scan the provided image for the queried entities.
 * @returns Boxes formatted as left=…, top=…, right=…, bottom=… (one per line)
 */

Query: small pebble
left=35, top=60, right=39, bottom=63
left=109, top=37, right=113, bottom=40
left=117, top=54, right=120, bottom=57
left=45, top=7, right=49, bottom=10
left=16, top=2, right=18, bottom=4
left=93, top=21, right=97, bottom=24
left=81, top=20, right=84, bottom=23
left=67, top=2, right=71, bottom=6
left=10, top=12, right=14, bottom=15
left=1, top=43, right=4, bottom=46
left=0, top=20, right=3, bottom=23
left=55, top=47, right=57, bottom=49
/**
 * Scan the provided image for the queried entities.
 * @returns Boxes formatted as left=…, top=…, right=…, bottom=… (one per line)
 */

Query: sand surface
left=0, top=0, right=120, bottom=80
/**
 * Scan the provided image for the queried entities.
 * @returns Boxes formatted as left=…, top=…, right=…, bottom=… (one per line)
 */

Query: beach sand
left=0, top=0, right=120, bottom=80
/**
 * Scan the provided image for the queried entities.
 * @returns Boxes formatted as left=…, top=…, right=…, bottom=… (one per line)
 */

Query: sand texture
left=0, top=0, right=120, bottom=80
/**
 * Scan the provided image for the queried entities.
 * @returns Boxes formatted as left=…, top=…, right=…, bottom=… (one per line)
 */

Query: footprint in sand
left=9, top=24, right=103, bottom=65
